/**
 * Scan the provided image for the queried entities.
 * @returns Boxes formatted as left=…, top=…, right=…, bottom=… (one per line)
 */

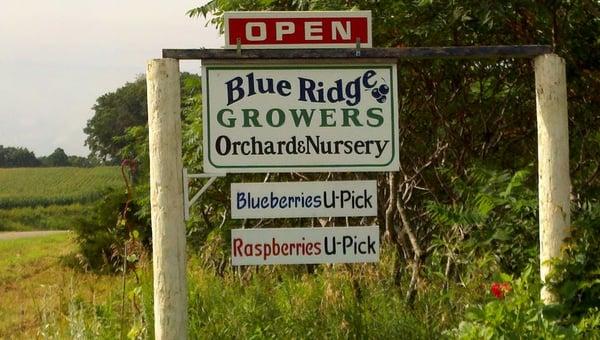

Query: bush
left=545, top=200, right=600, bottom=334
left=447, top=266, right=577, bottom=339
left=72, top=188, right=150, bottom=271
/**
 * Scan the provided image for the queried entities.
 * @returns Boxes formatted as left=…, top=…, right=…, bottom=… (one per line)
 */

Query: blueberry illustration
left=371, top=88, right=381, bottom=98
left=379, top=84, right=389, bottom=95
left=377, top=95, right=387, bottom=103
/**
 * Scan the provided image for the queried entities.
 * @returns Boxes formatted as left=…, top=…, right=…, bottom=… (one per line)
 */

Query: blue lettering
left=298, top=77, right=318, bottom=103
left=236, top=192, right=247, bottom=209
left=225, top=76, right=244, bottom=106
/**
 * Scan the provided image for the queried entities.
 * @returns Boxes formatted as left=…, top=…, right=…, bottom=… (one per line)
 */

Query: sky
left=0, top=0, right=221, bottom=157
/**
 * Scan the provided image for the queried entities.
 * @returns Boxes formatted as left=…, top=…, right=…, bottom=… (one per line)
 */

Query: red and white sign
left=224, top=11, right=372, bottom=49
left=231, top=226, right=379, bottom=265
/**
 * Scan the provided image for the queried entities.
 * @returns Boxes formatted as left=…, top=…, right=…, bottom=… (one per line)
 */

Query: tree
left=67, top=155, right=93, bottom=167
left=84, top=73, right=202, bottom=164
left=42, top=147, right=70, bottom=167
left=73, top=73, right=202, bottom=268
left=187, top=0, right=600, bottom=302
left=84, top=76, right=148, bottom=163
left=0, top=145, right=40, bottom=167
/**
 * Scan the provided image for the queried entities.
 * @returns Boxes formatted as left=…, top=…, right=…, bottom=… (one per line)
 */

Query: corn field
left=0, top=167, right=122, bottom=208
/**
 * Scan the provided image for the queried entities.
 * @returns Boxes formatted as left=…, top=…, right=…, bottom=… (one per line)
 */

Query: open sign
left=224, top=11, right=372, bottom=49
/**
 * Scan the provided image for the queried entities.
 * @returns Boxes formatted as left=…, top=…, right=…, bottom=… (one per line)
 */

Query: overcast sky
left=0, top=0, right=221, bottom=157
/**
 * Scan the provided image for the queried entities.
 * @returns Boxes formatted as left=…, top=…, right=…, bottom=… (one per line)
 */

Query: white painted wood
left=535, top=53, right=570, bottom=304
left=147, top=59, right=187, bottom=339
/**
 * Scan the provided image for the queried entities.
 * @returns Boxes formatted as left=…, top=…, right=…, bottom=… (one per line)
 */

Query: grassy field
left=0, top=167, right=122, bottom=208
left=0, top=167, right=122, bottom=231
left=0, top=233, right=447, bottom=339
left=0, top=232, right=131, bottom=338
left=0, top=204, right=91, bottom=231
left=2, top=234, right=588, bottom=338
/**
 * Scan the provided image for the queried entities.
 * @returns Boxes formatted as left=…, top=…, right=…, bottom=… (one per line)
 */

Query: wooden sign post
left=147, top=59, right=187, bottom=339
left=535, top=53, right=570, bottom=303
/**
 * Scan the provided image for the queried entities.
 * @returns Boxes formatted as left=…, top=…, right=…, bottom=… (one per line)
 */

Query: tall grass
left=37, top=245, right=468, bottom=339
left=186, top=265, right=437, bottom=339
left=0, top=233, right=147, bottom=338
left=0, top=167, right=122, bottom=208
left=9, top=233, right=598, bottom=338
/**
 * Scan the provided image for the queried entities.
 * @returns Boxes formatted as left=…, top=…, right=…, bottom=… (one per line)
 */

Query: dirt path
left=0, top=230, right=69, bottom=240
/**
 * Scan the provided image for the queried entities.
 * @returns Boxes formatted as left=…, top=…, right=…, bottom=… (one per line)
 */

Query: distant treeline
left=0, top=145, right=98, bottom=168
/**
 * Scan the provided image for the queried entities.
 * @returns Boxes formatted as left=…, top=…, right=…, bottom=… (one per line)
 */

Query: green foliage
left=40, top=147, right=70, bottom=167
left=0, top=167, right=123, bottom=231
left=545, top=201, right=600, bottom=330
left=72, top=188, right=150, bottom=271
left=56, top=270, right=153, bottom=340
left=0, top=167, right=122, bottom=208
left=0, top=145, right=95, bottom=168
left=447, top=266, right=578, bottom=339
left=38, top=148, right=95, bottom=167
left=72, top=72, right=204, bottom=271
left=185, top=243, right=447, bottom=339
left=84, top=76, right=148, bottom=163
left=37, top=248, right=445, bottom=339
left=0, top=204, right=91, bottom=231
left=114, top=73, right=203, bottom=228
left=38, top=152, right=96, bottom=168
left=0, top=231, right=152, bottom=338
left=66, top=155, right=96, bottom=167
left=426, top=166, right=538, bottom=276
left=0, top=145, right=40, bottom=167
left=35, top=245, right=599, bottom=338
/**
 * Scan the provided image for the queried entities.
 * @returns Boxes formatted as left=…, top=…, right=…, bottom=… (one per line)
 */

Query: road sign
left=224, top=11, right=372, bottom=49
left=231, top=226, right=379, bottom=265
left=231, top=180, right=377, bottom=219
left=202, top=62, right=399, bottom=173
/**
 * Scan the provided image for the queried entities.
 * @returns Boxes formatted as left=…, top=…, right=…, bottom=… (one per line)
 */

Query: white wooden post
left=147, top=58, right=187, bottom=338
left=535, top=53, right=570, bottom=304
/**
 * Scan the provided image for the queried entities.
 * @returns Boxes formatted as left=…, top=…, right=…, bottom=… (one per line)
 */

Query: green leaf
left=490, top=229, right=512, bottom=242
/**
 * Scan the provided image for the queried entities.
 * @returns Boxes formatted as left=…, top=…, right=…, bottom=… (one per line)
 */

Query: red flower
left=490, top=282, right=511, bottom=299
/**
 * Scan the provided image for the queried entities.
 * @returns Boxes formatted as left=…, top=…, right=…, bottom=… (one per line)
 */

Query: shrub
left=72, top=188, right=150, bottom=271
left=545, top=200, right=600, bottom=334
left=446, top=266, right=577, bottom=339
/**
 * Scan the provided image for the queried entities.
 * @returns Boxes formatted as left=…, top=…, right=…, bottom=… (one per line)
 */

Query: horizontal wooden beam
left=163, top=45, right=552, bottom=60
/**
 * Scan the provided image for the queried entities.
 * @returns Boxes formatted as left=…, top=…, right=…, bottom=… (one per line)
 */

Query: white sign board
left=231, top=180, right=377, bottom=219
left=231, top=226, right=379, bottom=265
left=202, top=63, right=399, bottom=173
left=224, top=11, right=372, bottom=49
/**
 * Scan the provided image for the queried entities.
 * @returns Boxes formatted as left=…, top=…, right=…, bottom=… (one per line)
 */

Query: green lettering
left=366, top=107, right=384, bottom=127
left=342, top=108, right=362, bottom=127
left=290, top=108, right=316, bottom=127
left=217, top=108, right=236, bottom=128
left=242, top=109, right=262, bottom=127
left=266, top=108, right=285, bottom=127
left=320, top=108, right=336, bottom=127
